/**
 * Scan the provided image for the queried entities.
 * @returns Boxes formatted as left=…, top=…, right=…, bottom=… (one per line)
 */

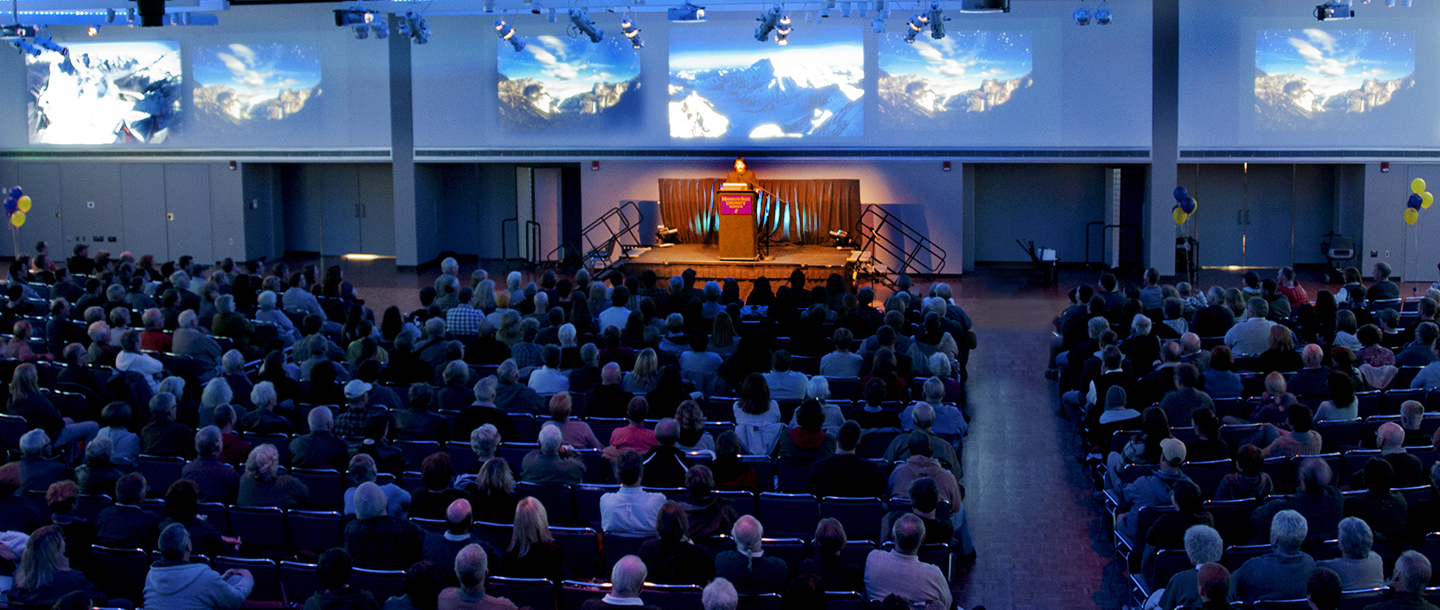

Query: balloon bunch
left=1405, top=178, right=1433, bottom=225
left=3, top=186, right=30, bottom=228
left=1171, top=186, right=1198, bottom=224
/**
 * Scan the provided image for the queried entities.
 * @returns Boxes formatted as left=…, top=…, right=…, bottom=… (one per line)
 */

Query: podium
left=717, top=185, right=758, bottom=261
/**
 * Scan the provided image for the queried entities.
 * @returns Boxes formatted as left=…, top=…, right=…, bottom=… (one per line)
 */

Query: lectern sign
left=718, top=192, right=754, bottom=215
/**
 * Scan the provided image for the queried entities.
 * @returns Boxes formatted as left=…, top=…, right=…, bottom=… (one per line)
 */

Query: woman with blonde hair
left=502, top=496, right=564, bottom=582
left=6, top=525, right=107, bottom=607
left=709, top=312, right=739, bottom=356
left=8, top=363, right=98, bottom=452
left=622, top=348, right=660, bottom=394
left=237, top=444, right=309, bottom=509
left=470, top=458, right=518, bottom=524
left=674, top=400, right=715, bottom=454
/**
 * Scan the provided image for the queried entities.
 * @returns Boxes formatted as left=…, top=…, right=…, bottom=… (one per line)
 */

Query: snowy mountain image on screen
left=193, top=44, right=322, bottom=127
left=497, top=35, right=641, bottom=132
left=877, top=30, right=1033, bottom=130
left=669, top=26, right=863, bottom=138
left=1255, top=29, right=1415, bottom=131
left=26, top=41, right=182, bottom=145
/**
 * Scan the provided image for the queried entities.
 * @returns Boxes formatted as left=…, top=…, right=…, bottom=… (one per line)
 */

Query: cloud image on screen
left=669, top=26, right=862, bottom=138
left=1255, top=29, right=1415, bottom=131
left=26, top=41, right=181, bottom=144
left=498, top=35, right=641, bottom=131
left=193, top=44, right=322, bottom=128
left=878, top=31, right=1032, bottom=131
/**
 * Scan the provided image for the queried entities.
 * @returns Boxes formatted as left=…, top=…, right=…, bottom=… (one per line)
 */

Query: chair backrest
left=825, top=377, right=860, bottom=401
left=560, top=581, right=611, bottom=610
left=473, top=521, right=515, bottom=552
left=757, top=492, right=820, bottom=539
left=393, top=440, right=444, bottom=472
left=516, top=482, right=577, bottom=525
left=601, top=532, right=652, bottom=573
left=739, top=455, right=775, bottom=492
left=1337, top=588, right=1386, bottom=610
left=1202, top=498, right=1259, bottom=546
left=1252, top=600, right=1314, bottom=610
left=488, top=577, right=558, bottom=610
left=0, top=413, right=30, bottom=450
left=1317, top=419, right=1364, bottom=454
left=350, top=568, right=405, bottom=602
left=286, top=510, right=344, bottom=556
left=446, top=440, right=480, bottom=475
left=1148, top=549, right=1192, bottom=592
left=290, top=468, right=346, bottom=510
left=198, top=502, right=232, bottom=536
left=1340, top=449, right=1383, bottom=484
left=575, top=485, right=618, bottom=527
left=215, top=556, right=286, bottom=609
left=1182, top=459, right=1235, bottom=499
left=498, top=443, right=539, bottom=473
left=279, top=561, right=323, bottom=605
left=825, top=591, right=865, bottom=610
left=137, top=454, right=187, bottom=492
left=818, top=497, right=886, bottom=543
left=774, top=459, right=812, bottom=493
left=1221, top=544, right=1271, bottom=573
left=76, top=493, right=113, bottom=523
left=227, top=505, right=290, bottom=550
left=90, top=545, right=151, bottom=602
left=855, top=431, right=898, bottom=459
left=642, top=583, right=704, bottom=610
left=552, top=526, right=602, bottom=579
left=717, top=490, right=756, bottom=516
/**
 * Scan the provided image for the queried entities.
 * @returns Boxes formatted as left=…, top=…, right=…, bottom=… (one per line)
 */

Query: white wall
left=1365, top=162, right=1440, bottom=284
left=580, top=159, right=965, bottom=271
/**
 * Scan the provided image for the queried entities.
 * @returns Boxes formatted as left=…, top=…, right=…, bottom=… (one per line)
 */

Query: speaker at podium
left=717, top=182, right=758, bottom=261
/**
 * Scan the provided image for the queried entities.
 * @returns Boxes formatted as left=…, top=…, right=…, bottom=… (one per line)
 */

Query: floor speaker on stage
left=717, top=187, right=758, bottom=261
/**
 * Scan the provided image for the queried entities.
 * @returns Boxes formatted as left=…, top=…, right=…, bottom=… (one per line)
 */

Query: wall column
left=1149, top=0, right=1179, bottom=275
left=389, top=14, right=420, bottom=268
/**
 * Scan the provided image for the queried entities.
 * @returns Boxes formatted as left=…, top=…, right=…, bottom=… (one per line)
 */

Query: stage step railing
left=854, top=205, right=948, bottom=287
left=500, top=219, right=541, bottom=264
left=545, top=200, right=644, bottom=273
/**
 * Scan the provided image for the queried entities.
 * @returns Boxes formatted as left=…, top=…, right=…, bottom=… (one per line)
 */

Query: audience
left=714, top=515, right=788, bottom=594
left=864, top=513, right=952, bottom=610
left=502, top=497, right=563, bottom=582
left=437, top=543, right=517, bottom=610
left=422, top=499, right=502, bottom=588
left=1232, top=510, right=1316, bottom=603
left=237, top=444, right=309, bottom=509
left=599, top=449, right=666, bottom=534
left=143, top=523, right=255, bottom=610
left=637, top=500, right=715, bottom=585
left=345, top=482, right=424, bottom=570
left=1157, top=525, right=1224, bottom=610
left=304, top=549, right=379, bottom=610
left=579, top=556, right=661, bottom=610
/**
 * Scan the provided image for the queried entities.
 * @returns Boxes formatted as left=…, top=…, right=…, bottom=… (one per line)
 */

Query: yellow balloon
left=15, top=196, right=30, bottom=213
left=1173, top=208, right=1189, bottom=224
left=9, top=211, right=24, bottom=228
left=1188, top=197, right=1198, bottom=213
left=1425, top=192, right=1434, bottom=210
left=1414, top=178, right=1427, bottom=195
left=1405, top=208, right=1419, bottom=225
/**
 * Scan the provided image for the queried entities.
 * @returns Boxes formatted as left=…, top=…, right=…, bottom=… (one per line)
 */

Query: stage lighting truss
left=396, top=10, right=429, bottom=43
left=496, top=17, right=526, bottom=51
left=569, top=8, right=604, bottom=42
left=755, top=4, right=781, bottom=41
left=925, top=1, right=947, bottom=38
left=903, top=12, right=927, bottom=43
left=3, top=26, right=67, bottom=57
left=667, top=1, right=705, bottom=22
left=620, top=14, right=643, bottom=49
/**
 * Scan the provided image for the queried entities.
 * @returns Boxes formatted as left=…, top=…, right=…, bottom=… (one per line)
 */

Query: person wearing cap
left=335, top=379, right=388, bottom=439
left=1116, top=437, right=1194, bottom=540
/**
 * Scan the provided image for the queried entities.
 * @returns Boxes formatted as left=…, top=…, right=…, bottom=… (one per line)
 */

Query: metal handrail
left=500, top=219, right=542, bottom=263
left=546, top=200, right=644, bottom=269
left=854, top=205, right=948, bottom=282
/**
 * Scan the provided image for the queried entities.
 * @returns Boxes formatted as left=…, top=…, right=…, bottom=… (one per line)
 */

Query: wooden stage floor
left=622, top=243, right=855, bottom=283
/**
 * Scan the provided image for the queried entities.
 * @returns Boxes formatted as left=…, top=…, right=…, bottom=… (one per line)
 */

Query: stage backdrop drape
left=658, top=178, right=862, bottom=246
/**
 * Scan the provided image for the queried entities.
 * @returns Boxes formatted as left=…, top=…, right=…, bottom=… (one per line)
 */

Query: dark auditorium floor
left=279, top=258, right=1437, bottom=610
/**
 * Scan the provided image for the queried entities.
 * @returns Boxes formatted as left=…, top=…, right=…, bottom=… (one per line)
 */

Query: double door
left=1181, top=164, right=1335, bottom=268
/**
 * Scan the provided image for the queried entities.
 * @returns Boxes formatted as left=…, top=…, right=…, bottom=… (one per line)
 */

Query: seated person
left=1232, top=510, right=1317, bottom=603
left=304, top=549, right=379, bottom=610
left=714, top=515, right=788, bottom=594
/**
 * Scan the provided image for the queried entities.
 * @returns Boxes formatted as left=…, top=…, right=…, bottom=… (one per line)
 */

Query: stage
left=622, top=243, right=860, bottom=283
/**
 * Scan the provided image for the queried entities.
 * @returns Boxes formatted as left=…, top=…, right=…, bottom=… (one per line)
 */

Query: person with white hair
left=115, top=328, right=164, bottom=392
left=1155, top=525, right=1225, bottom=610
left=784, top=376, right=843, bottom=436
left=254, top=290, right=298, bottom=346
left=173, top=309, right=224, bottom=372
left=17, top=429, right=73, bottom=493
left=864, top=513, right=952, bottom=609
left=344, top=481, right=424, bottom=570
left=237, top=444, right=308, bottom=509
left=901, top=376, right=967, bottom=440
left=520, top=425, right=585, bottom=486
left=181, top=426, right=241, bottom=504
left=1369, top=551, right=1438, bottom=610
left=143, top=523, right=254, bottom=610
left=75, top=436, right=124, bottom=497
left=1232, top=510, right=1316, bottom=602
left=578, top=555, right=661, bottom=610
left=343, top=453, right=411, bottom=519
left=585, top=362, right=633, bottom=419
left=881, top=402, right=961, bottom=473
left=713, top=515, right=787, bottom=594
left=1315, top=517, right=1384, bottom=591
left=198, top=377, right=239, bottom=428
left=1370, top=421, right=1427, bottom=488
left=238, top=382, right=296, bottom=435
left=505, top=271, right=525, bottom=305
left=423, top=499, right=504, bottom=590
left=289, top=406, right=351, bottom=471
left=701, top=578, right=738, bottom=610
left=453, top=377, right=518, bottom=442
left=143, top=393, right=197, bottom=459
left=493, top=360, right=545, bottom=415
left=436, top=543, right=517, bottom=610
left=211, top=294, right=257, bottom=356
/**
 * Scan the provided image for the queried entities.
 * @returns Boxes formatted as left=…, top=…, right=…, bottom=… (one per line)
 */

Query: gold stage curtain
left=657, top=178, right=862, bottom=246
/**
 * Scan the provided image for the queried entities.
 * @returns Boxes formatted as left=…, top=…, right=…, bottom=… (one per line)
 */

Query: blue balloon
left=1180, top=197, right=1196, bottom=214
left=7, top=187, right=19, bottom=200
left=1173, top=186, right=1188, bottom=201
left=1409, top=193, right=1424, bottom=210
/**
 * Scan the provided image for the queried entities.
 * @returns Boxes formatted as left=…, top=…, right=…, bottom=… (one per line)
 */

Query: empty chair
left=774, top=460, right=812, bottom=494
left=642, top=583, right=704, bottom=610
left=575, top=485, right=617, bottom=528
left=90, top=545, right=152, bottom=602
left=349, top=568, right=405, bottom=602
left=137, top=454, right=187, bottom=493
left=227, top=505, right=289, bottom=556
left=214, top=556, right=286, bottom=609
left=552, top=526, right=602, bottom=579
left=855, top=431, right=899, bottom=460
left=1220, top=543, right=1271, bottom=573
left=289, top=469, right=345, bottom=510
left=1317, top=419, right=1363, bottom=454
left=756, top=493, right=819, bottom=539
left=278, top=561, right=323, bottom=605
left=601, top=532, right=651, bottom=573
left=487, top=577, right=557, bottom=610
left=446, top=441, right=480, bottom=475
left=286, top=510, right=344, bottom=557
left=393, top=440, right=444, bottom=472
left=515, top=482, right=577, bottom=525
left=1182, top=460, right=1235, bottom=500
left=818, top=497, right=886, bottom=543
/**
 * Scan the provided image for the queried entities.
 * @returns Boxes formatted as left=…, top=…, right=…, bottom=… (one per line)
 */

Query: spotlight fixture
left=829, top=229, right=851, bottom=248
left=775, top=12, right=790, bottom=44
left=10, top=40, right=41, bottom=57
left=87, top=25, right=99, bottom=35
left=548, top=8, right=556, bottom=22
left=105, top=8, right=115, bottom=22
left=904, top=12, right=926, bottom=42
left=1314, top=0, right=1353, bottom=20
left=925, top=2, right=947, bottom=38
left=870, top=16, right=884, bottom=31
left=656, top=226, right=679, bottom=244
left=841, top=2, right=850, bottom=17
left=755, top=5, right=781, bottom=41
left=1094, top=1, right=1111, bottom=24
left=334, top=7, right=376, bottom=26
left=959, top=0, right=1009, bottom=12
left=667, top=1, right=705, bottom=21
left=495, top=18, right=525, bottom=51
left=1072, top=2, right=1090, bottom=25
left=126, top=8, right=135, bottom=22
left=483, top=0, right=495, bottom=12
left=620, top=17, right=642, bottom=48
left=353, top=24, right=368, bottom=38
left=372, top=21, right=389, bottom=38
left=396, top=11, right=429, bottom=43
left=33, top=37, right=68, bottom=55
left=858, top=2, right=867, bottom=17
left=568, top=8, right=603, bottom=42
left=137, top=0, right=165, bottom=27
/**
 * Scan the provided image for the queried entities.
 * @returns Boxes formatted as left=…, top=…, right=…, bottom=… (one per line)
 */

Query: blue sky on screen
left=498, top=34, right=639, bottom=102
left=1256, top=29, right=1414, bottom=98
left=194, top=44, right=320, bottom=98
left=669, top=25, right=861, bottom=73
left=880, top=30, right=1030, bottom=96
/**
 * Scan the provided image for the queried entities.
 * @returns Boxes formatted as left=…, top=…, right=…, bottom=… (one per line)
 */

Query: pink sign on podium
left=718, top=192, right=754, bottom=215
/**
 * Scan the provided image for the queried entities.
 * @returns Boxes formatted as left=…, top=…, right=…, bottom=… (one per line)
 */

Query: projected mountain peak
left=1254, top=68, right=1415, bottom=130
left=194, top=84, right=320, bottom=123
left=498, top=75, right=641, bottom=131
left=669, top=57, right=863, bottom=138
left=878, top=70, right=1034, bottom=128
